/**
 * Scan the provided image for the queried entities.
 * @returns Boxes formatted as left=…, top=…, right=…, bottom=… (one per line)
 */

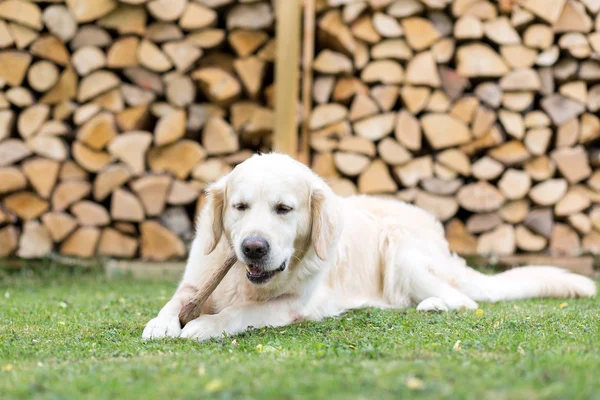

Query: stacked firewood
left=309, top=0, right=600, bottom=257
left=0, top=0, right=276, bottom=261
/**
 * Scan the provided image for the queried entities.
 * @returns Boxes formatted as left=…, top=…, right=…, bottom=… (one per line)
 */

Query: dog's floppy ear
left=310, top=186, right=340, bottom=261
left=202, top=176, right=227, bottom=255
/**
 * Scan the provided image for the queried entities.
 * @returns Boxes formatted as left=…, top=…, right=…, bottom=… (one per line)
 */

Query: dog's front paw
left=180, top=315, right=223, bottom=341
left=142, top=316, right=181, bottom=339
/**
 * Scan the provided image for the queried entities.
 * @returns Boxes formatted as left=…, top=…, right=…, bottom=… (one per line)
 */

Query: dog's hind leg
left=383, top=240, right=478, bottom=311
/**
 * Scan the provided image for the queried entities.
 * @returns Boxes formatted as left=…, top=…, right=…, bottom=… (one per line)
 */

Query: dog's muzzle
left=246, top=261, right=287, bottom=284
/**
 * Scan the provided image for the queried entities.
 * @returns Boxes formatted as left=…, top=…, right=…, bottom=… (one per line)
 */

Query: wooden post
left=299, top=0, right=315, bottom=165
left=274, top=0, right=301, bottom=157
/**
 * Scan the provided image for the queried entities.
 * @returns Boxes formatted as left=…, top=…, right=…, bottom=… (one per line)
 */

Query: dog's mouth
left=245, top=261, right=287, bottom=284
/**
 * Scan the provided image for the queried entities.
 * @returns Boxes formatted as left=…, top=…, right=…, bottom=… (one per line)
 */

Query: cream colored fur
left=143, top=153, right=597, bottom=341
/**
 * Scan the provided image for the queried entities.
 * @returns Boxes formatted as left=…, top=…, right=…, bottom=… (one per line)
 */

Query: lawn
left=1, top=266, right=599, bottom=400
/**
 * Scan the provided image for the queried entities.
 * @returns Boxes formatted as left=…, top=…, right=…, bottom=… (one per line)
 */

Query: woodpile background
left=309, top=0, right=600, bottom=258
left=1, top=0, right=600, bottom=261
left=0, top=0, right=276, bottom=261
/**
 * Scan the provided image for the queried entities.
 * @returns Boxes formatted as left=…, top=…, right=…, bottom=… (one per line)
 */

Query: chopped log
left=457, top=180, right=505, bottom=213
left=148, top=140, right=206, bottom=179
left=93, top=164, right=132, bottom=201
left=60, top=227, right=101, bottom=258
left=353, top=113, right=395, bottom=141
left=471, top=106, right=496, bottom=138
left=21, top=158, right=60, bottom=199
left=450, top=96, right=480, bottom=123
left=193, top=68, right=241, bottom=106
left=60, top=161, right=88, bottom=182
left=3, top=192, right=49, bottom=220
left=488, top=140, right=530, bottom=166
left=154, top=109, right=186, bottom=146
left=41, top=212, right=77, bottom=243
left=6, top=87, right=34, bottom=107
left=17, top=221, right=52, bottom=259
left=72, top=46, right=106, bottom=76
left=227, top=2, right=273, bottom=30
left=541, top=94, right=585, bottom=125
left=454, top=15, right=483, bottom=39
left=556, top=118, right=579, bottom=148
left=312, top=153, right=338, bottom=177
left=72, top=142, right=113, bottom=173
left=579, top=113, right=600, bottom=143
left=501, top=45, right=537, bottom=69
left=0, top=51, right=31, bottom=87
left=40, top=68, right=78, bottom=105
left=399, top=85, right=429, bottom=114
left=524, top=156, right=556, bottom=181
left=377, top=138, right=412, bottom=166
left=402, top=17, right=441, bottom=51
left=358, top=159, right=397, bottom=194
left=0, top=166, right=27, bottom=194
left=414, top=191, right=458, bottom=221
left=554, top=189, right=591, bottom=217
left=191, top=158, right=231, bottom=182
left=78, top=70, right=120, bottom=102
left=405, top=51, right=440, bottom=87
left=97, top=227, right=138, bottom=258
left=30, top=35, right=70, bottom=66
left=0, top=0, right=43, bottom=30
left=27, top=61, right=59, bottom=93
left=313, top=50, right=353, bottom=74
left=371, top=39, right=413, bottom=60
left=131, top=175, right=172, bottom=217
left=421, top=114, right=471, bottom=149
left=333, top=152, right=371, bottom=177
left=524, top=128, right=552, bottom=156
left=524, top=208, right=554, bottom=238
left=394, top=110, right=421, bottom=151
left=140, top=220, right=186, bottom=261
left=202, top=117, right=239, bottom=155
left=499, top=199, right=530, bottom=224
left=348, top=94, right=379, bottom=122
left=471, top=156, right=504, bottom=180
left=515, top=225, right=547, bottom=252
left=116, top=105, right=151, bottom=131
left=446, top=219, right=477, bottom=255
left=107, top=131, right=152, bottom=175
left=309, top=104, right=348, bottom=130
left=147, top=0, right=186, bottom=21
left=111, top=188, right=145, bottom=222
left=361, top=60, right=404, bottom=84
left=167, top=180, right=200, bottom=205
left=477, top=224, right=516, bottom=255
left=550, top=223, right=580, bottom=256
left=498, top=109, right=524, bottom=140
left=52, top=181, right=91, bottom=212
left=529, top=179, right=568, bottom=206
left=498, top=168, right=531, bottom=200
left=457, top=44, right=509, bottom=77
left=421, top=177, right=463, bottom=196
left=106, top=37, right=139, bottom=68
left=569, top=213, right=592, bottom=235
left=437, top=149, right=471, bottom=176
left=229, top=29, right=269, bottom=57
left=434, top=163, right=458, bottom=181
left=370, top=85, right=399, bottom=111
left=394, top=156, right=433, bottom=187
left=339, top=136, right=376, bottom=157
left=550, top=146, right=592, bottom=184
left=71, top=201, right=110, bottom=227
left=77, top=112, right=117, bottom=150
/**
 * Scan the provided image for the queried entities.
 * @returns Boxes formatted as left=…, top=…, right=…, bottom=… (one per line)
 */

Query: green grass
left=1, top=268, right=599, bottom=400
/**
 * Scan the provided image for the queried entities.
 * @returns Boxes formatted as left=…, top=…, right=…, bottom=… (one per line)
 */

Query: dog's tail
left=454, top=261, right=597, bottom=303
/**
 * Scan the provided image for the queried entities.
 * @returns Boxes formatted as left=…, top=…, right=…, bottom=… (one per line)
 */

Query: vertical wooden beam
left=274, top=0, right=301, bottom=156
left=298, top=0, right=315, bottom=165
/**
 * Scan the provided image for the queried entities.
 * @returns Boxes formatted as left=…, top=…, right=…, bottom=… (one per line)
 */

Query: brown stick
left=178, top=252, right=238, bottom=327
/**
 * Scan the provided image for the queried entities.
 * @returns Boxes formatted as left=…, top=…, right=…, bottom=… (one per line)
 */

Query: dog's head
left=202, top=153, right=341, bottom=286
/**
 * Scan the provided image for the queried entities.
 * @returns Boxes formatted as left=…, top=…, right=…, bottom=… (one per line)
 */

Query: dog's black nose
left=242, top=237, right=270, bottom=260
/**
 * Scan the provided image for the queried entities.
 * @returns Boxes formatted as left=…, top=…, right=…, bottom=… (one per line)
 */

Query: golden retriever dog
left=143, top=153, right=597, bottom=341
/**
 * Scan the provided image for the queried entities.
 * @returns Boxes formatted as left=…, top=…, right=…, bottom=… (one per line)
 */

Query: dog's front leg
left=180, top=297, right=302, bottom=341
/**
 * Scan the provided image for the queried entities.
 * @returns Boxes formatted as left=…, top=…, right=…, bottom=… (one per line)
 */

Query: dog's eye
left=234, top=203, right=248, bottom=211
left=275, top=204, right=293, bottom=215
